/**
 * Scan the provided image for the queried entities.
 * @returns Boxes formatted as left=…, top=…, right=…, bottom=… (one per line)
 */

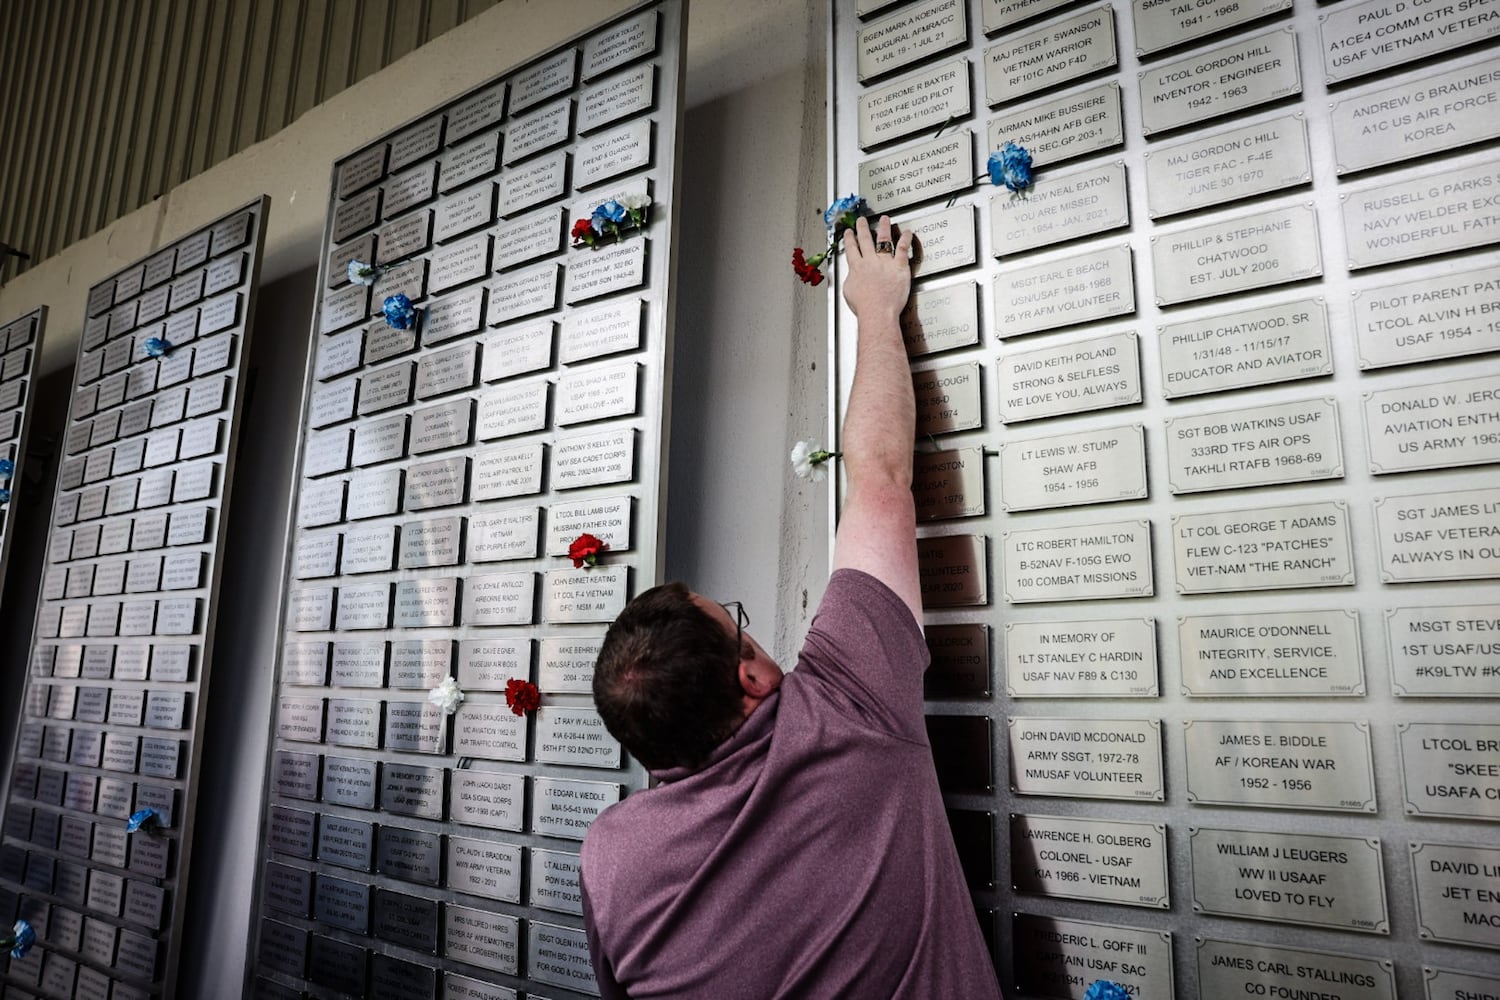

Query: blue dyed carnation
left=143, top=337, right=172, bottom=358
left=0, top=488, right=10, bottom=504
left=824, top=193, right=866, bottom=231
left=0, top=458, right=12, bottom=478
left=9, top=919, right=34, bottom=959
left=383, top=294, right=418, bottom=330
left=988, top=141, right=1034, bottom=192
left=1084, top=980, right=1130, bottom=1000
left=126, top=808, right=159, bottom=833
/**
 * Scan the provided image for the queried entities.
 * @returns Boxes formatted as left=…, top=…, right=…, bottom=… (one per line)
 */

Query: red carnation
left=569, top=532, right=609, bottom=568
left=571, top=218, right=595, bottom=243
left=792, top=247, right=825, bottom=286
left=505, top=678, right=541, bottom=716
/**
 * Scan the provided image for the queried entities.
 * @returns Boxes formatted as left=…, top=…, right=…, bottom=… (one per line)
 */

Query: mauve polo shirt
left=581, top=569, right=1003, bottom=999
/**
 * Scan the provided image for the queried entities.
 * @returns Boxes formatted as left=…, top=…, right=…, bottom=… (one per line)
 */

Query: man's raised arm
left=831, top=215, right=922, bottom=621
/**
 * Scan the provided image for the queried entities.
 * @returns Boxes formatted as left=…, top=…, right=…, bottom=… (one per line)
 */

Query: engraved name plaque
left=1166, top=397, right=1342, bottom=493
left=540, top=636, right=605, bottom=693
left=1009, top=717, right=1164, bottom=800
left=993, top=243, right=1134, bottom=336
left=1158, top=296, right=1330, bottom=397
left=1332, top=56, right=1500, bottom=174
left=1386, top=604, right=1500, bottom=698
left=985, top=5, right=1117, bottom=107
left=903, top=204, right=976, bottom=280
left=1013, top=914, right=1174, bottom=1000
left=991, top=159, right=1130, bottom=256
left=912, top=447, right=985, bottom=521
left=531, top=776, right=620, bottom=840
left=451, top=769, right=525, bottom=829
left=1002, top=519, right=1152, bottom=603
left=1397, top=723, right=1500, bottom=821
left=1139, top=27, right=1300, bottom=135
left=1410, top=841, right=1500, bottom=950
left=913, top=362, right=982, bottom=436
left=859, top=130, right=973, bottom=215
left=1004, top=617, right=1157, bottom=697
left=1172, top=501, right=1353, bottom=593
left=1145, top=113, right=1310, bottom=218
left=986, top=83, right=1123, bottom=168
left=1343, top=160, right=1500, bottom=269
left=1352, top=263, right=1500, bottom=371
left=998, top=424, right=1146, bottom=512
left=1364, top=373, right=1500, bottom=475
left=856, top=0, right=967, bottom=82
left=858, top=58, right=970, bottom=150
left=998, top=330, right=1141, bottom=423
left=1012, top=813, right=1168, bottom=908
left=445, top=906, right=519, bottom=974
left=1179, top=609, right=1363, bottom=697
left=1133, top=0, right=1291, bottom=55
left=534, top=707, right=623, bottom=768
left=1189, top=827, right=1388, bottom=933
left=917, top=533, right=988, bottom=607
left=1196, top=939, right=1395, bottom=1000
left=1374, top=487, right=1500, bottom=583
left=1425, top=968, right=1500, bottom=1000
left=1321, top=0, right=1500, bottom=84
left=1154, top=203, right=1321, bottom=305
left=1183, top=719, right=1376, bottom=812
left=902, top=282, right=979, bottom=359
left=447, top=837, right=522, bottom=902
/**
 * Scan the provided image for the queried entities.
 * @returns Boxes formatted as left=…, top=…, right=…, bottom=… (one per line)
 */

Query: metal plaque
left=992, top=159, right=1130, bottom=256
left=458, top=638, right=531, bottom=690
left=453, top=705, right=527, bottom=761
left=379, top=763, right=445, bottom=820
left=464, top=571, right=536, bottom=624
left=512, top=49, right=576, bottom=115
left=1332, top=56, right=1500, bottom=174
left=581, top=7, right=656, bottom=79
left=1364, top=373, right=1500, bottom=474
left=1387, top=605, right=1500, bottom=698
left=993, top=242, right=1134, bottom=336
left=1189, top=827, right=1388, bottom=932
left=999, top=423, right=1146, bottom=511
left=527, top=921, right=597, bottom=994
left=1166, top=397, right=1342, bottom=493
left=406, top=456, right=469, bottom=510
left=488, top=261, right=559, bottom=321
left=451, top=769, right=525, bottom=830
left=1179, top=609, right=1364, bottom=697
left=1344, top=160, right=1500, bottom=269
left=534, top=707, right=623, bottom=768
left=924, top=623, right=990, bottom=698
left=1425, top=966, right=1500, bottom=1000
left=1013, top=914, right=1174, bottom=1000
left=1139, top=27, right=1301, bottom=134
left=858, top=57, right=970, bottom=149
left=445, top=973, right=519, bottom=1000
left=547, top=495, right=630, bottom=556
left=998, top=330, right=1141, bottom=423
left=268, top=806, right=317, bottom=858
left=308, top=935, right=366, bottom=994
left=531, top=776, right=620, bottom=840
left=1183, top=719, right=1376, bottom=812
left=564, top=239, right=648, bottom=304
left=373, top=889, right=440, bottom=952
left=1012, top=813, right=1168, bottom=908
left=902, top=204, right=976, bottom=281
left=556, top=362, right=639, bottom=425
left=1158, top=296, right=1330, bottom=397
left=552, top=428, right=635, bottom=489
left=859, top=129, right=973, bottom=215
left=1154, top=202, right=1321, bottom=304
left=386, top=701, right=446, bottom=754
left=985, top=5, right=1117, bottom=107
left=543, top=565, right=629, bottom=622
left=856, top=0, right=967, bottom=81
left=445, top=905, right=520, bottom=974
left=579, top=63, right=654, bottom=135
left=375, top=826, right=442, bottom=885
left=1398, top=723, right=1500, bottom=821
left=530, top=849, right=584, bottom=915
left=913, top=362, right=982, bottom=436
left=1410, top=841, right=1500, bottom=950
left=1002, top=518, right=1153, bottom=603
left=575, top=118, right=652, bottom=188
left=917, top=533, right=989, bottom=607
left=1197, top=938, right=1395, bottom=1000
left=447, top=837, right=522, bottom=902
left=1374, top=487, right=1500, bottom=583
left=1009, top=717, right=1164, bottom=800
left=901, top=282, right=979, bottom=359
left=322, top=756, right=379, bottom=811
left=913, top=447, right=985, bottom=521
left=494, top=206, right=564, bottom=273
left=273, top=751, right=320, bottom=800
left=1172, top=500, right=1353, bottom=593
left=314, top=873, right=371, bottom=934
left=473, top=442, right=544, bottom=500
left=1322, top=0, right=1500, bottom=83
left=393, top=577, right=459, bottom=628
left=987, top=82, right=1123, bottom=168
left=1146, top=112, right=1311, bottom=219
left=1134, top=0, right=1291, bottom=54
left=1352, top=263, right=1500, bottom=370
left=1005, top=617, right=1157, bottom=697
left=371, top=955, right=437, bottom=1000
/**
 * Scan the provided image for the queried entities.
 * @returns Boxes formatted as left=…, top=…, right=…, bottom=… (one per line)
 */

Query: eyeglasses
left=719, top=601, right=749, bottom=653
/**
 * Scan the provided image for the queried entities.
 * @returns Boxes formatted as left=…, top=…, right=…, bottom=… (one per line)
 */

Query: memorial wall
left=832, top=0, right=1498, bottom=996
left=248, top=3, right=682, bottom=997
left=0, top=308, right=44, bottom=595
left=0, top=199, right=271, bottom=998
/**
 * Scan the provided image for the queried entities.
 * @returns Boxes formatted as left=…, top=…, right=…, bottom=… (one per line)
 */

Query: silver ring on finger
left=874, top=240, right=896, bottom=255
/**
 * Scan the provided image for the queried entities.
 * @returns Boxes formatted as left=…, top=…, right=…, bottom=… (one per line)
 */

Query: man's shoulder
left=581, top=789, right=655, bottom=878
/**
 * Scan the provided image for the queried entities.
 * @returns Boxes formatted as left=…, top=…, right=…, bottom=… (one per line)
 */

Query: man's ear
left=738, top=658, right=777, bottom=699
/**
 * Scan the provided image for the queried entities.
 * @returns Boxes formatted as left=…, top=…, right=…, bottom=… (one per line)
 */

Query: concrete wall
left=0, top=0, right=832, bottom=991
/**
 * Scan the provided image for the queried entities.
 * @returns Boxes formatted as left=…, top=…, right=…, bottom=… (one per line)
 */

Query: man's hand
left=841, top=217, right=915, bottom=324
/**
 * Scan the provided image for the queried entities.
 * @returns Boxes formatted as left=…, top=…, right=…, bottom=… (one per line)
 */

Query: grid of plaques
left=248, top=5, right=680, bottom=998
left=834, top=1, right=1499, bottom=997
left=0, top=307, right=45, bottom=594
left=0, top=198, right=269, bottom=999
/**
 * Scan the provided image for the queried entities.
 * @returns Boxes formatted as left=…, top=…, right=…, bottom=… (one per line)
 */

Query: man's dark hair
left=593, top=582, right=745, bottom=772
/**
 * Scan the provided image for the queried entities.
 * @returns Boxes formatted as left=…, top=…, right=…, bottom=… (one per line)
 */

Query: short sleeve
left=794, top=569, right=929, bottom=743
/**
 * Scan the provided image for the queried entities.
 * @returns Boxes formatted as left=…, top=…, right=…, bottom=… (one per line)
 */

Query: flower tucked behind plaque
left=792, top=194, right=869, bottom=286
left=568, top=532, right=610, bottom=568
left=790, top=440, right=839, bottom=482
left=505, top=678, right=541, bottom=716
left=984, top=142, right=1033, bottom=194
left=571, top=194, right=652, bottom=249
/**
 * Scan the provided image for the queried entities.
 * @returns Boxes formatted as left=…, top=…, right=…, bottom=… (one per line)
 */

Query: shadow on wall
left=176, top=266, right=317, bottom=999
